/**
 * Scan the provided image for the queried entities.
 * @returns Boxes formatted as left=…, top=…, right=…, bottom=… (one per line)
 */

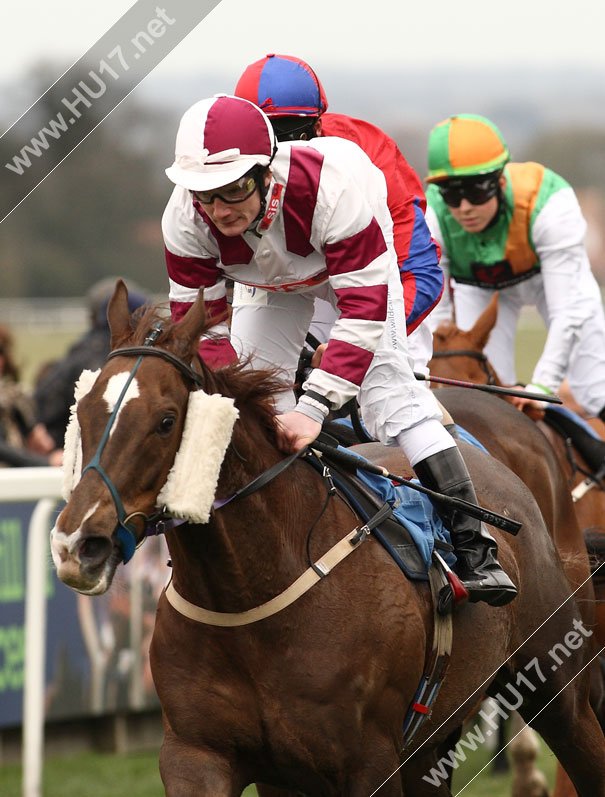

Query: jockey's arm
left=529, top=188, right=597, bottom=395
left=424, top=205, right=454, bottom=331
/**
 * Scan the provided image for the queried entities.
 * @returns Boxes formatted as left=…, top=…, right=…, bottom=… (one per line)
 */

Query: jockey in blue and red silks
left=234, top=53, right=443, bottom=374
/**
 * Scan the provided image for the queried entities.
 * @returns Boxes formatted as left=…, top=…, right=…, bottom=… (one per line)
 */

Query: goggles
left=271, top=117, right=319, bottom=142
left=192, top=173, right=258, bottom=205
left=439, top=175, right=501, bottom=208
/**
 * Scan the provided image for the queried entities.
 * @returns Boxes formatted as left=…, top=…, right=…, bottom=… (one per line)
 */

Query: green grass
left=0, top=736, right=558, bottom=797
left=451, top=735, right=557, bottom=796
left=0, top=752, right=255, bottom=797
left=514, top=321, right=547, bottom=384
left=15, top=328, right=83, bottom=389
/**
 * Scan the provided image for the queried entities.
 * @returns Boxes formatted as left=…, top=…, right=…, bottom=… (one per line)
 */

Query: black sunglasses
left=439, top=176, right=501, bottom=208
left=271, top=117, right=319, bottom=142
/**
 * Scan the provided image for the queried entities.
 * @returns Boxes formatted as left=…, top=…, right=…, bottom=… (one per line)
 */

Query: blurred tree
left=0, top=62, right=174, bottom=298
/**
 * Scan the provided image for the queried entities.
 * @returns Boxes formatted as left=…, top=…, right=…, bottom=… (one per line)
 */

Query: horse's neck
left=167, top=425, right=313, bottom=611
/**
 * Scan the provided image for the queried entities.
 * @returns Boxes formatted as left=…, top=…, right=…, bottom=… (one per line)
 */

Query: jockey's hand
left=275, top=411, right=322, bottom=454
left=508, top=384, right=547, bottom=421
left=311, top=343, right=327, bottom=368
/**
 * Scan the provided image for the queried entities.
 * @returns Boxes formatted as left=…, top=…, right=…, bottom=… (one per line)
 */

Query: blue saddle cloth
left=329, top=421, right=488, bottom=570
left=353, top=463, right=454, bottom=569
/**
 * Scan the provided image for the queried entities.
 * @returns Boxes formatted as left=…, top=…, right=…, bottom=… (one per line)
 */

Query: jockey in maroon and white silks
left=161, top=95, right=517, bottom=606
left=164, top=132, right=440, bottom=426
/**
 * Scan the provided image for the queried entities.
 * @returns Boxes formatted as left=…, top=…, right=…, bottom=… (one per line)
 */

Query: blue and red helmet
left=234, top=54, right=328, bottom=118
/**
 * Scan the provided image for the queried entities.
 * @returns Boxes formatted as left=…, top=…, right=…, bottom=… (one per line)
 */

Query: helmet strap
left=247, top=167, right=273, bottom=234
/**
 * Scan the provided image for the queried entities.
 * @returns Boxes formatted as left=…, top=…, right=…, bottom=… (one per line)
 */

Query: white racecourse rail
left=0, top=467, right=63, bottom=797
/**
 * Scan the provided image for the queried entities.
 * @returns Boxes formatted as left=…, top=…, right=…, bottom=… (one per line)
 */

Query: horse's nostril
left=79, top=536, right=114, bottom=569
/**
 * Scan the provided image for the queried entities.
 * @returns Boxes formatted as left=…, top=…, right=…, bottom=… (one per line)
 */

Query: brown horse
left=429, top=295, right=605, bottom=797
left=50, top=282, right=605, bottom=796
left=429, top=294, right=605, bottom=648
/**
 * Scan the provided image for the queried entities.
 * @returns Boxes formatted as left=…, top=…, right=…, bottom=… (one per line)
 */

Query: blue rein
left=80, top=356, right=144, bottom=563
left=81, top=322, right=165, bottom=564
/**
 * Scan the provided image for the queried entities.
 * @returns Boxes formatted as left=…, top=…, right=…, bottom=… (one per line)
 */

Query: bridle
left=431, top=349, right=498, bottom=386
left=80, top=322, right=205, bottom=563
left=80, top=321, right=303, bottom=563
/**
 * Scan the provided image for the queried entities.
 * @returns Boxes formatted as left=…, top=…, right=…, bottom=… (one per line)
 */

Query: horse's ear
left=432, top=321, right=455, bottom=351
left=107, top=279, right=132, bottom=348
left=174, top=289, right=207, bottom=355
left=469, top=292, right=499, bottom=350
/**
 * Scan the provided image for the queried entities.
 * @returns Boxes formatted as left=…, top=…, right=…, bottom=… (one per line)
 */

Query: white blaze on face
left=104, top=372, right=140, bottom=430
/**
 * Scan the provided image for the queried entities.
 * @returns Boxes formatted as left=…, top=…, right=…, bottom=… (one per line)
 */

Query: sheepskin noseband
left=62, top=367, right=239, bottom=525
left=157, top=390, right=239, bottom=524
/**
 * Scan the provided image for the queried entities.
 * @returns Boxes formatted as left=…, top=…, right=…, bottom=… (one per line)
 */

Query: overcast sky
left=4, top=0, right=604, bottom=90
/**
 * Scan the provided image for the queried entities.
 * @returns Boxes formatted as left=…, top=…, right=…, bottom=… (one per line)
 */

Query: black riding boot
left=414, top=447, right=518, bottom=607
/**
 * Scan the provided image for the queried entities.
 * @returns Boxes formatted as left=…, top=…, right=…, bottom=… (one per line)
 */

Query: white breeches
left=453, top=273, right=605, bottom=417
left=231, top=263, right=454, bottom=465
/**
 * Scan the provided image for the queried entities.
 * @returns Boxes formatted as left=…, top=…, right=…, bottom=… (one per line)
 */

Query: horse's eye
left=157, top=415, right=176, bottom=435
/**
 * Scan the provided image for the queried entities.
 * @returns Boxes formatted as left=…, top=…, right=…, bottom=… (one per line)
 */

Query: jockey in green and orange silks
left=425, top=113, right=605, bottom=425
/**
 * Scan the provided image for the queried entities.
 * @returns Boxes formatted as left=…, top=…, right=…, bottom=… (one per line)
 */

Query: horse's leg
left=491, top=703, right=509, bottom=774
left=553, top=765, right=578, bottom=797
left=159, top=733, right=243, bottom=797
left=520, top=696, right=605, bottom=797
left=401, top=751, right=454, bottom=797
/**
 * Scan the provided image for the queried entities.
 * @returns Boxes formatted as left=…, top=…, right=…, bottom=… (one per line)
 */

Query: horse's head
left=429, top=293, right=500, bottom=386
left=50, top=279, right=235, bottom=595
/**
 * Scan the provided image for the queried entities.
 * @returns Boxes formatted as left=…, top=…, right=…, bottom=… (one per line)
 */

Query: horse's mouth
left=53, top=536, right=122, bottom=595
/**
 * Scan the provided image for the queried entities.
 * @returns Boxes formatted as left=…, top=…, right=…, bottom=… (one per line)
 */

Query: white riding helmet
left=165, top=94, right=277, bottom=191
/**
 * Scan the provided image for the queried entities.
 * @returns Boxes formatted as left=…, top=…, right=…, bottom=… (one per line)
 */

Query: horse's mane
left=121, top=302, right=287, bottom=445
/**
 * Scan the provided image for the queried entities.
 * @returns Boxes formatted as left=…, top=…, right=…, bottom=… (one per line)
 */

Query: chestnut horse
left=50, top=282, right=605, bottom=796
left=429, top=294, right=605, bottom=796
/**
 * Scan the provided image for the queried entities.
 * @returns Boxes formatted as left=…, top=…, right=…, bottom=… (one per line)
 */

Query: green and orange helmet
left=426, top=114, right=510, bottom=184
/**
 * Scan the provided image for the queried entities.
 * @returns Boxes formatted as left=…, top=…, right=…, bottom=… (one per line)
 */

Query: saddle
left=305, top=435, right=454, bottom=582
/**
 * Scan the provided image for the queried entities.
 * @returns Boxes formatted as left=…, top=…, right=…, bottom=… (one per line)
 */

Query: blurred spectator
left=0, top=323, right=58, bottom=466
left=34, top=277, right=150, bottom=451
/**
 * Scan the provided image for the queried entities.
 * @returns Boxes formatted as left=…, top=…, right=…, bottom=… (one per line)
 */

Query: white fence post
left=0, top=467, right=63, bottom=797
